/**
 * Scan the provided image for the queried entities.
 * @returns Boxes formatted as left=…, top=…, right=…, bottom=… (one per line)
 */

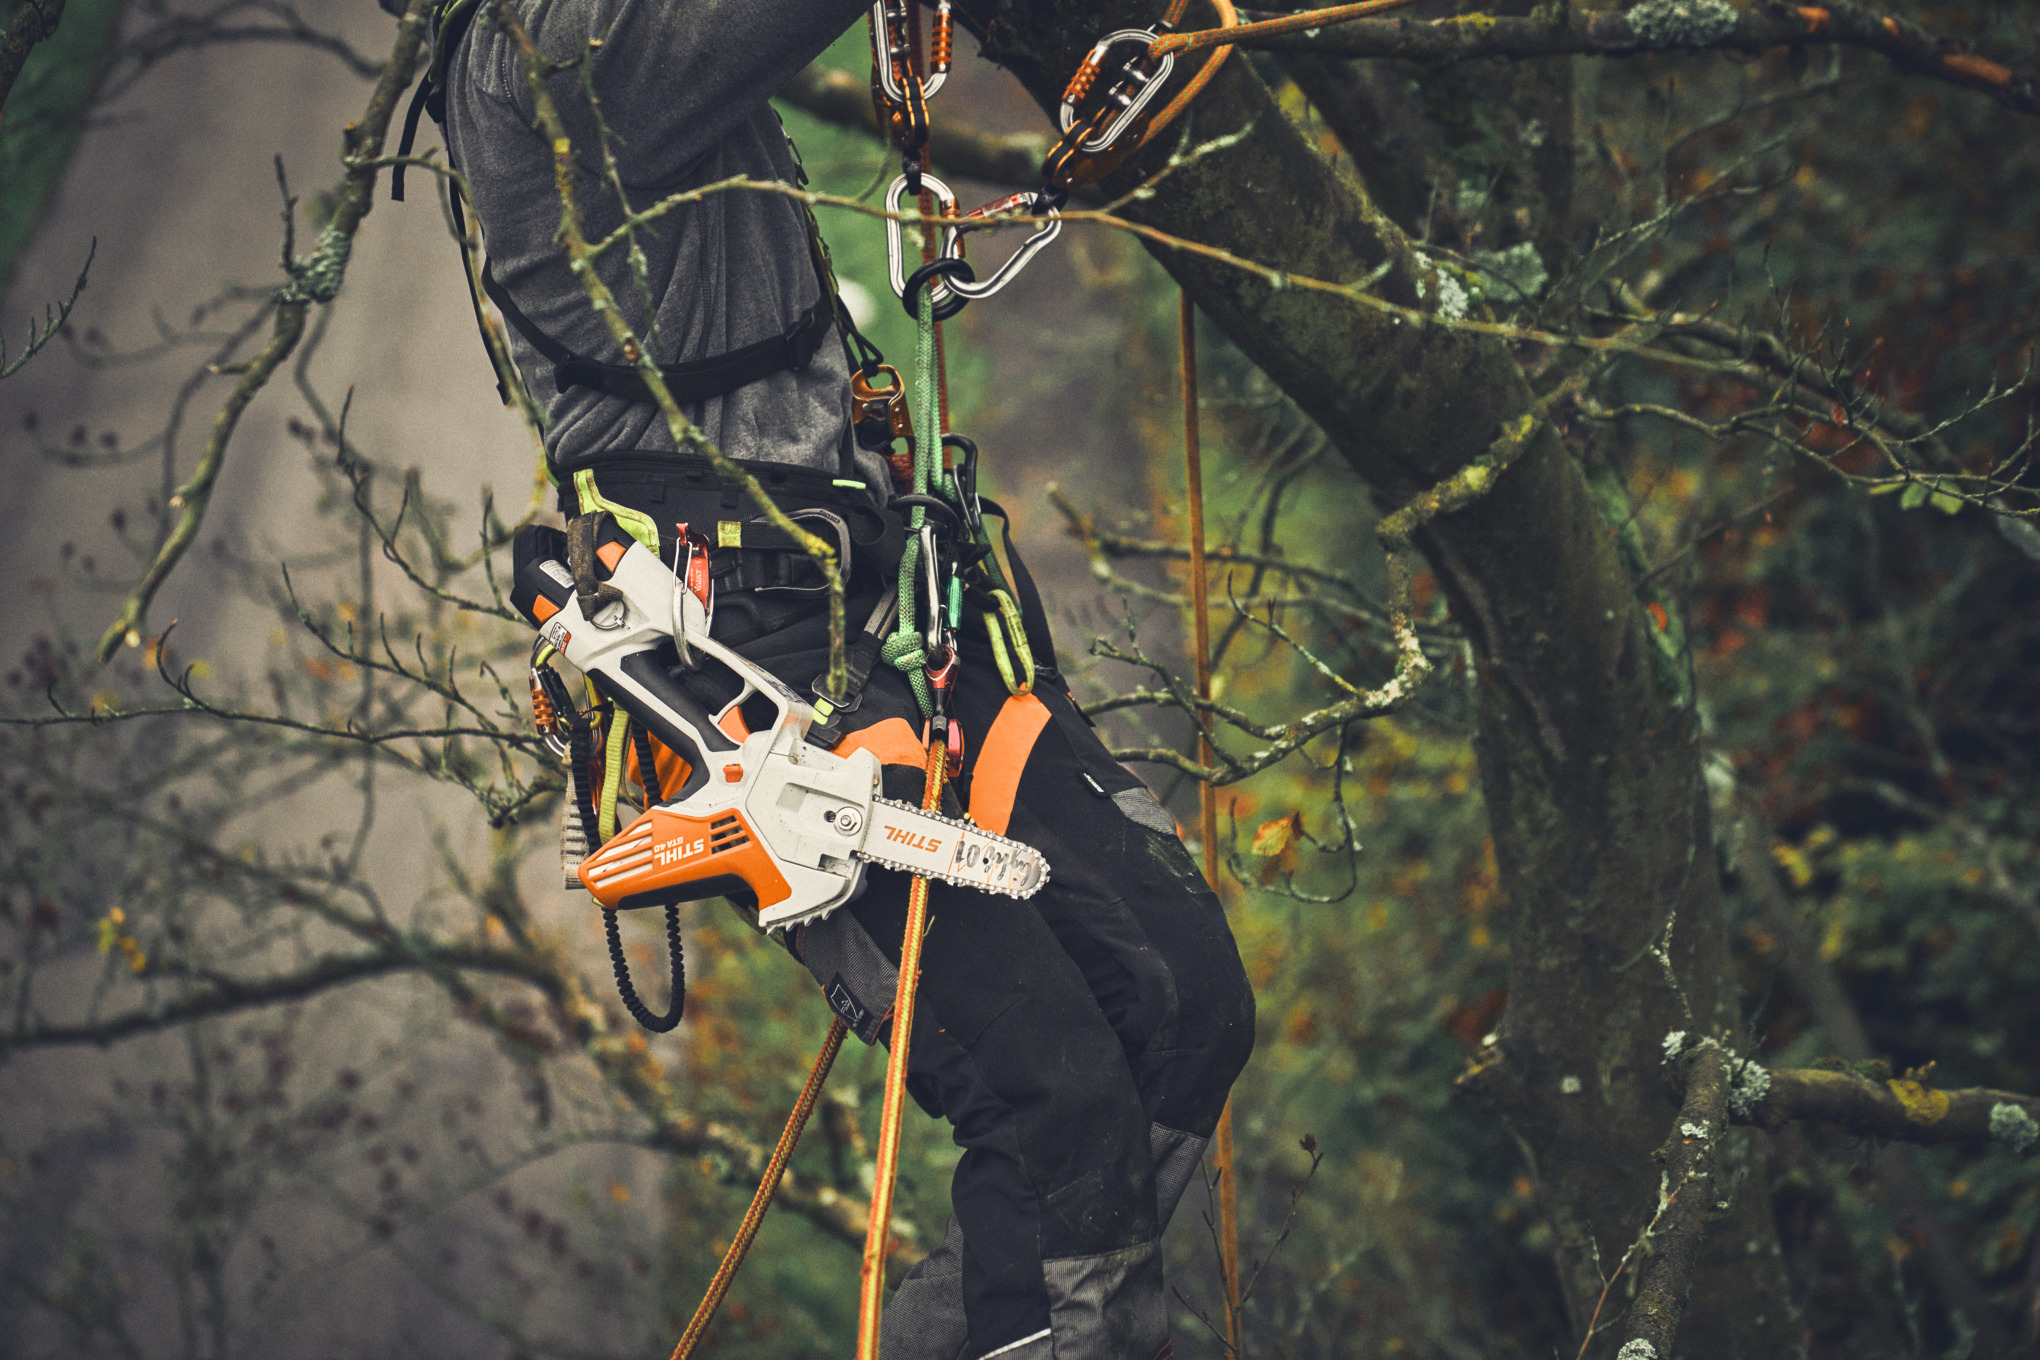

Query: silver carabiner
left=919, top=522, right=945, bottom=659
left=871, top=0, right=950, bottom=104
left=886, top=173, right=964, bottom=306
left=949, top=193, right=1062, bottom=301
left=1058, top=30, right=1176, bottom=155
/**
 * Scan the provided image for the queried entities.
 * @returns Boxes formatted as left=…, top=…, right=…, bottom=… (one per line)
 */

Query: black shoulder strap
left=479, top=258, right=836, bottom=403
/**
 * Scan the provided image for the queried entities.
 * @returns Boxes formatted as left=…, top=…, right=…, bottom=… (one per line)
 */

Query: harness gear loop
left=984, top=587, right=1036, bottom=695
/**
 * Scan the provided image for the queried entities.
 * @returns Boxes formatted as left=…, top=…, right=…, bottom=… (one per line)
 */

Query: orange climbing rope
left=668, top=1018, right=849, bottom=1360
left=1151, top=0, right=1420, bottom=57
left=1137, top=0, right=1240, bottom=153
left=856, top=732, right=951, bottom=1360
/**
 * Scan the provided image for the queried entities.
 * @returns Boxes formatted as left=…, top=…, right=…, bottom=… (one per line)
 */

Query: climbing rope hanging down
left=668, top=1020, right=848, bottom=1360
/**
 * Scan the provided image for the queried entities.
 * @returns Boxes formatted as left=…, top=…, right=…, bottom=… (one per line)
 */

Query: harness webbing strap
left=572, top=470, right=663, bottom=556
left=480, top=260, right=837, bottom=404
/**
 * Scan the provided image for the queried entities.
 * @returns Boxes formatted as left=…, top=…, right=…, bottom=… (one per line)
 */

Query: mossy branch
left=1240, top=5, right=2038, bottom=120
left=1712, top=1064, right=2040, bottom=1150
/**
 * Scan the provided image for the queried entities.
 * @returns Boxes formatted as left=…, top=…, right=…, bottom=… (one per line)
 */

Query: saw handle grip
left=610, top=651, right=739, bottom=803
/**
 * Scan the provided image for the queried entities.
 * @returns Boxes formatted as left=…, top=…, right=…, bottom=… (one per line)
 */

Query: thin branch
left=1, top=239, right=93, bottom=379
left=1617, top=1040, right=1730, bottom=1360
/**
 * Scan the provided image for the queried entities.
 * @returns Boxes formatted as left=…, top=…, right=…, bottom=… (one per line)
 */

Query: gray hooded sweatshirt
left=437, top=0, right=882, bottom=487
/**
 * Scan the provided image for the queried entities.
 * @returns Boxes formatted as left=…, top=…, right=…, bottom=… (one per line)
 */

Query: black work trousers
left=730, top=614, right=1257, bottom=1360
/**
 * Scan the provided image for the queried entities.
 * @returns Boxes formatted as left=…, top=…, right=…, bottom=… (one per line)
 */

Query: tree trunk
left=956, top=3, right=1800, bottom=1352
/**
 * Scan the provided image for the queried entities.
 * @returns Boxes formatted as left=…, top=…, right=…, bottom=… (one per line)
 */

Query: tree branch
left=93, top=0, right=435, bottom=661
left=1731, top=1065, right=2040, bottom=1151
left=1617, top=1040, right=1729, bottom=1360
left=1243, top=6, right=2038, bottom=119
left=0, top=940, right=559, bottom=1051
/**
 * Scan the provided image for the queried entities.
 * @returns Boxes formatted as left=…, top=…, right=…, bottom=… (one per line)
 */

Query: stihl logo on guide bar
left=883, top=825, right=944, bottom=854
left=655, top=836, right=707, bottom=866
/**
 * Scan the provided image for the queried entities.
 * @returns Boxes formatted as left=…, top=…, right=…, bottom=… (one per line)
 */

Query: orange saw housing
left=579, top=806, right=792, bottom=915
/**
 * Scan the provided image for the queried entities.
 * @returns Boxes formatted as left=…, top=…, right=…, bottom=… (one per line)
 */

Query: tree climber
left=390, top=2, right=1256, bottom=1356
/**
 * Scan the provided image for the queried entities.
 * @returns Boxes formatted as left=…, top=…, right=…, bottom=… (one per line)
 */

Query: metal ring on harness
left=901, top=257, right=976, bottom=322
left=888, top=493, right=964, bottom=538
left=886, top=174, right=964, bottom=311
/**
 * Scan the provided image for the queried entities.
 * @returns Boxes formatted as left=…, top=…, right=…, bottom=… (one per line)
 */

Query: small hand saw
left=512, top=520, right=1048, bottom=933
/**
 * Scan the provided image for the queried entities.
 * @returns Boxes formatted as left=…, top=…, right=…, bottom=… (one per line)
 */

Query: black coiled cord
left=604, top=718, right=682, bottom=1032
left=607, top=902, right=685, bottom=1033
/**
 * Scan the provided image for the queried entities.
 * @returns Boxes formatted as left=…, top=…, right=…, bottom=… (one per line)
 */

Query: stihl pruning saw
left=512, top=518, right=1048, bottom=935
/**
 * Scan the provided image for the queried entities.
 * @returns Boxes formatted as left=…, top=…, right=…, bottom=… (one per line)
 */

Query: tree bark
left=952, top=3, right=1798, bottom=1352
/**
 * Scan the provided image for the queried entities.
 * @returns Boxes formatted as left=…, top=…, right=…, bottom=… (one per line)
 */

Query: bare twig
left=1, top=239, right=93, bottom=379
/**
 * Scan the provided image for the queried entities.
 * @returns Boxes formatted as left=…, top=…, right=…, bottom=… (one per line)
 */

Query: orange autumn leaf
left=1251, top=813, right=1303, bottom=881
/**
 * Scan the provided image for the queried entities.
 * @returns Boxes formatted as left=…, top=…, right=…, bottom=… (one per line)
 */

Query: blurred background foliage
left=3, top=3, right=2039, bottom=1359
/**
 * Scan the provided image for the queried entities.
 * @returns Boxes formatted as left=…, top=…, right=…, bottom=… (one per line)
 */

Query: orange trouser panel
left=965, top=694, right=1052, bottom=835
left=837, top=716, right=930, bottom=771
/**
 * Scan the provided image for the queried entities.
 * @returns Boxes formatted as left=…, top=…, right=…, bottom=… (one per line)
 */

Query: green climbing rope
left=882, top=284, right=942, bottom=716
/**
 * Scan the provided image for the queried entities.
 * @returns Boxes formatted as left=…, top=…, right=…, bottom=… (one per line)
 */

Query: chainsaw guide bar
left=858, top=796, right=1049, bottom=900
